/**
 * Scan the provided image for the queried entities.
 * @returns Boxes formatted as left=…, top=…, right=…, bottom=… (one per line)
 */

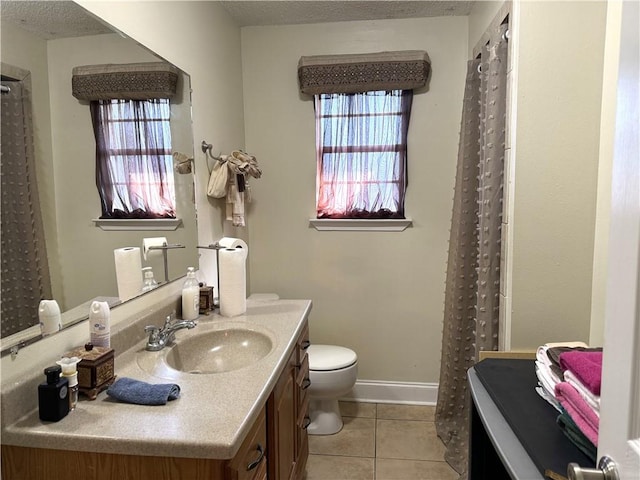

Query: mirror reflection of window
left=90, top=99, right=176, bottom=219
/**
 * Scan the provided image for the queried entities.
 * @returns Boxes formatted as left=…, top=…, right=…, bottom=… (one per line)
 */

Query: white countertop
left=1, top=299, right=311, bottom=460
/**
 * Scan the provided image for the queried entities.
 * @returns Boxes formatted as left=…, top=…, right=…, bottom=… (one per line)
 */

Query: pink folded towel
left=555, top=382, right=599, bottom=445
left=559, top=350, right=602, bottom=396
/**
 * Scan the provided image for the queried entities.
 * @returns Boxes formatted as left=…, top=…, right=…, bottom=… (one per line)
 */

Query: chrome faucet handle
left=145, top=325, right=160, bottom=336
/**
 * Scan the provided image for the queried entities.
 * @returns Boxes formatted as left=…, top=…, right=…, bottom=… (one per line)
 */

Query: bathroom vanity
left=1, top=299, right=311, bottom=480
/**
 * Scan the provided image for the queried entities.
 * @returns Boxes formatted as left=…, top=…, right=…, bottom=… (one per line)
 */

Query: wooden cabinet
left=1, top=407, right=267, bottom=480
left=267, top=320, right=310, bottom=480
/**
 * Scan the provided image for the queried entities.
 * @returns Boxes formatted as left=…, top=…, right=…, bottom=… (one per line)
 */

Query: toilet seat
left=308, top=345, right=357, bottom=371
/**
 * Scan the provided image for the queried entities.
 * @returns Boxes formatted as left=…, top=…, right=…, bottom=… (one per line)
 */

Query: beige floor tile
left=376, top=420, right=445, bottom=461
left=309, top=417, right=376, bottom=458
left=303, top=454, right=375, bottom=480
left=376, top=404, right=436, bottom=421
left=340, top=401, right=377, bottom=418
left=375, top=458, right=458, bottom=480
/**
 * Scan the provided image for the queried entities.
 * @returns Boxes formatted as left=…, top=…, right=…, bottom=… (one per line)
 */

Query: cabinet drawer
left=296, top=323, right=310, bottom=364
left=296, top=353, right=310, bottom=389
left=228, top=407, right=267, bottom=480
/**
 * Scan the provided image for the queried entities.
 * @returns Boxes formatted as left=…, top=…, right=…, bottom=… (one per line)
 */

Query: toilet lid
left=308, top=344, right=357, bottom=371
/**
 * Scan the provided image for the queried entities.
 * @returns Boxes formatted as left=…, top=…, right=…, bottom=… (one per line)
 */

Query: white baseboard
left=341, top=379, right=439, bottom=405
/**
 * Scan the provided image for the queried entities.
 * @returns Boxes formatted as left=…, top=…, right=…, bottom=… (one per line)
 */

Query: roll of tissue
left=142, top=237, right=168, bottom=261
left=114, top=247, right=143, bottom=301
left=217, top=236, right=248, bottom=251
left=39, top=300, right=61, bottom=336
left=219, top=247, right=247, bottom=317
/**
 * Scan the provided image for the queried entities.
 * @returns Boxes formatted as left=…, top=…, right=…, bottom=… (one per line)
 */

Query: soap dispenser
left=38, top=365, right=69, bottom=422
left=181, top=267, right=199, bottom=320
left=141, top=267, right=158, bottom=292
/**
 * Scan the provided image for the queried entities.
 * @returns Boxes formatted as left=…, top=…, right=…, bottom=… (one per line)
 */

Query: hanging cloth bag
left=207, top=155, right=229, bottom=198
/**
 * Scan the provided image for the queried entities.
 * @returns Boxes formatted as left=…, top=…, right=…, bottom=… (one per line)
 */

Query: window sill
left=92, top=218, right=183, bottom=231
left=309, top=218, right=412, bottom=231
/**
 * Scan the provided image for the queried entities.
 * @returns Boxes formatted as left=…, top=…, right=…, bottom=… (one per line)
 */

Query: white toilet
left=307, top=344, right=358, bottom=435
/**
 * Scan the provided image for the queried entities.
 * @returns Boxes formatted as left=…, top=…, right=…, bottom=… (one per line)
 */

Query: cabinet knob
left=246, top=443, right=265, bottom=471
left=301, top=340, right=311, bottom=350
left=301, top=378, right=311, bottom=390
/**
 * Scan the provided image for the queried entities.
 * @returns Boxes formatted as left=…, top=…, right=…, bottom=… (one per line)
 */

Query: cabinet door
left=227, top=407, right=267, bottom=480
left=267, top=348, right=297, bottom=480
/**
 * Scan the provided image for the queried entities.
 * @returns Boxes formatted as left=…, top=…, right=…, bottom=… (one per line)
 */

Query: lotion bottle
left=89, top=301, right=111, bottom=348
left=38, top=365, right=69, bottom=422
left=181, top=267, right=199, bottom=320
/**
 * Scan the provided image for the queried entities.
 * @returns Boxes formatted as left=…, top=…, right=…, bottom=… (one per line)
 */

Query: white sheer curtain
left=90, top=99, right=175, bottom=219
left=314, top=90, right=412, bottom=218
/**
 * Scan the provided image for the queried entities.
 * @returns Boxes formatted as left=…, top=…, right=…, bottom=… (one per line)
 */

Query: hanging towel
left=107, top=377, right=180, bottom=405
left=559, top=350, right=603, bottom=396
left=554, top=382, right=599, bottom=445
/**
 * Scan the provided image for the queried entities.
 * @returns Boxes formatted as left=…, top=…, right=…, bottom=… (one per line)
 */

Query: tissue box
left=64, top=345, right=115, bottom=400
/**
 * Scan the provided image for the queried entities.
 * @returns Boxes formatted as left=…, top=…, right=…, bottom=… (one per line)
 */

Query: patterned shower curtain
left=435, top=22, right=509, bottom=478
left=1, top=78, right=52, bottom=338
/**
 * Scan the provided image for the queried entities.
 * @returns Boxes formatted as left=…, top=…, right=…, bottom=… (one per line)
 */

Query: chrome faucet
left=145, top=313, right=197, bottom=351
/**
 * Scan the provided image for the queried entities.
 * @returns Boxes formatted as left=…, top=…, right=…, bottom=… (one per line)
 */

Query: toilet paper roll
left=217, top=236, right=248, bottom=251
left=142, top=237, right=168, bottom=261
left=114, top=247, right=143, bottom=301
left=219, top=247, right=247, bottom=317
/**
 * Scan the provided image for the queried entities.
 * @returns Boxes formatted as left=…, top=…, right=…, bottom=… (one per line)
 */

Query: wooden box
left=64, top=345, right=115, bottom=400
left=199, top=286, right=215, bottom=314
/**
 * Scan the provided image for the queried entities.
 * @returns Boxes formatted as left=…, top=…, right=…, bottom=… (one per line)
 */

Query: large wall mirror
left=0, top=1, right=198, bottom=349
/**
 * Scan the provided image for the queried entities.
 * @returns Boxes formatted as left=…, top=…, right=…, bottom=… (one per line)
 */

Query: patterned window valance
left=298, top=50, right=430, bottom=95
left=72, top=62, right=178, bottom=101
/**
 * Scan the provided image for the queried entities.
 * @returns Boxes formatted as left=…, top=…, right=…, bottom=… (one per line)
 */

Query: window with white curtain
left=314, top=90, right=413, bottom=219
left=90, top=98, right=175, bottom=219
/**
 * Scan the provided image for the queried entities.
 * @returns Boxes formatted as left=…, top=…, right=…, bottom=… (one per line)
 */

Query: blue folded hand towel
left=107, top=377, right=180, bottom=405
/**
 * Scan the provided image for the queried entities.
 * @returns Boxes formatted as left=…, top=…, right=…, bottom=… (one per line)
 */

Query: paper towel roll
left=114, top=247, right=143, bottom=301
left=219, top=247, right=247, bottom=317
left=218, top=236, right=248, bottom=251
left=142, top=237, right=168, bottom=261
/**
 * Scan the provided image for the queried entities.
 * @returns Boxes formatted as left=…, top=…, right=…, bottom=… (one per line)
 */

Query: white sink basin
left=136, top=322, right=276, bottom=378
left=166, top=329, right=273, bottom=374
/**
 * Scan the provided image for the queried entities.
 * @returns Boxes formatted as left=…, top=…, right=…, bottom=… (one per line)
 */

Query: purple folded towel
left=107, top=377, right=180, bottom=405
left=559, top=351, right=603, bottom=396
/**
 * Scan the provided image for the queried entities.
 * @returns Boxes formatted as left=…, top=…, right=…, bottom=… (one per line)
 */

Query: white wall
left=509, top=1, right=607, bottom=348
left=242, top=17, right=468, bottom=383
left=468, top=1, right=504, bottom=55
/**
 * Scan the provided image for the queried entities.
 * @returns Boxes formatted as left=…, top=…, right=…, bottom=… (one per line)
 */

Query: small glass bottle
left=141, top=267, right=159, bottom=292
left=38, top=365, right=69, bottom=422
left=56, top=357, right=80, bottom=411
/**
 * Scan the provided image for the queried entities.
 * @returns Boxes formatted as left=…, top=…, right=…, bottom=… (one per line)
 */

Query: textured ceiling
left=220, top=1, right=475, bottom=27
left=1, top=1, right=474, bottom=40
left=0, top=1, right=113, bottom=40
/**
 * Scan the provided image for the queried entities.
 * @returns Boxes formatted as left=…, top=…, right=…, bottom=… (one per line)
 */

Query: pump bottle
left=181, top=267, right=199, bottom=320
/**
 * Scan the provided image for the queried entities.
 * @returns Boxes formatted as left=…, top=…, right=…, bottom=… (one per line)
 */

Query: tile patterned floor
left=303, top=402, right=459, bottom=480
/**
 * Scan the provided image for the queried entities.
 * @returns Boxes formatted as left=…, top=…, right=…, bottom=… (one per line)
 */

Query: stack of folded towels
left=535, top=342, right=603, bottom=461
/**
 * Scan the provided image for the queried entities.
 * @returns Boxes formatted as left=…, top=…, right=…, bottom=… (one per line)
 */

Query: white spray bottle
left=89, top=301, right=111, bottom=348
left=39, top=300, right=62, bottom=336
